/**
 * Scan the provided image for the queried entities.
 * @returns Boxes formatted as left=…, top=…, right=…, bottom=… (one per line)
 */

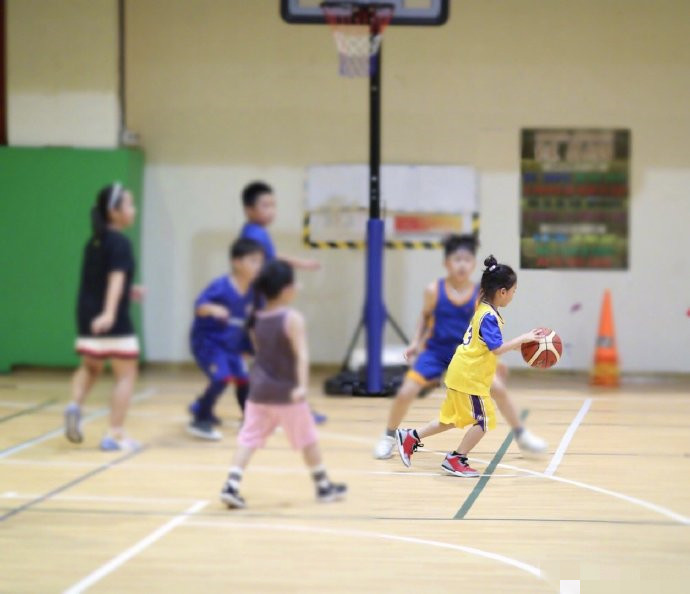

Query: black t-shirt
left=77, top=229, right=135, bottom=337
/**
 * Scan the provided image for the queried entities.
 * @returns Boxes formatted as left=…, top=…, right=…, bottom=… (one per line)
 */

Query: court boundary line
left=544, top=398, right=591, bottom=476
left=0, top=398, right=57, bottom=424
left=0, top=387, right=157, bottom=460
left=0, top=447, right=146, bottom=522
left=63, top=500, right=208, bottom=594
left=453, top=410, right=528, bottom=519
left=470, top=458, right=690, bottom=526
left=183, top=520, right=543, bottom=579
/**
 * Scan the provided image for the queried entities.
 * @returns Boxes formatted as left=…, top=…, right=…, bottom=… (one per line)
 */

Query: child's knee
left=83, top=358, right=104, bottom=377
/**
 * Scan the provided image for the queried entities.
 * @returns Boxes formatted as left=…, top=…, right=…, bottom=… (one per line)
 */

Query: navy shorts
left=192, top=341, right=248, bottom=385
left=407, top=349, right=451, bottom=385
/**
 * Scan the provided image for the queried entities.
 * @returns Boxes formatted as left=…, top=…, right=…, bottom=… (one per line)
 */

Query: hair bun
left=484, top=255, right=498, bottom=269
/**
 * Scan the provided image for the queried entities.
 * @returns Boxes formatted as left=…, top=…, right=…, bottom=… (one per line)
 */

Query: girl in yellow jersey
left=396, top=255, right=544, bottom=477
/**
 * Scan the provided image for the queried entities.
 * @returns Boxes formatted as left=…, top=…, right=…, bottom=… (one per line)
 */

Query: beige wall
left=126, top=0, right=690, bottom=169
left=7, top=0, right=119, bottom=146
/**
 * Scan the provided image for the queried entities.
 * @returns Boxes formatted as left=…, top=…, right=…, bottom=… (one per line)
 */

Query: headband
left=108, top=183, right=123, bottom=210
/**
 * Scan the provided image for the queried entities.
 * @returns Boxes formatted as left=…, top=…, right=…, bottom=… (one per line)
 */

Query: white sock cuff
left=229, top=466, right=244, bottom=477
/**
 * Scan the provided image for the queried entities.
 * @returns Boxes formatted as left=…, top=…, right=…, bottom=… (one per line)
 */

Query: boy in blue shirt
left=187, top=239, right=264, bottom=440
left=240, top=181, right=321, bottom=271
left=239, top=181, right=328, bottom=425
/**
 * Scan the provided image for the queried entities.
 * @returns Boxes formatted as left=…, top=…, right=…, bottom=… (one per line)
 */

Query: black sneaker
left=220, top=482, right=245, bottom=509
left=317, top=482, right=348, bottom=503
left=186, top=419, right=222, bottom=441
left=188, top=401, right=222, bottom=426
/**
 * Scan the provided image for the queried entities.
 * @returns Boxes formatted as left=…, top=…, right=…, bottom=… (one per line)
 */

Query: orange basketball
left=521, top=328, right=563, bottom=369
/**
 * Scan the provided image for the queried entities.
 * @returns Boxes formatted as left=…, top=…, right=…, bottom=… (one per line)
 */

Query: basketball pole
left=364, top=25, right=385, bottom=393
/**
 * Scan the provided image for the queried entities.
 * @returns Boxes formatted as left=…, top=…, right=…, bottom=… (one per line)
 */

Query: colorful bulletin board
left=520, top=129, right=630, bottom=269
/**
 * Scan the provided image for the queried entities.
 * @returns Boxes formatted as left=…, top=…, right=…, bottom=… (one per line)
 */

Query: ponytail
left=247, top=289, right=262, bottom=330
left=91, top=183, right=124, bottom=237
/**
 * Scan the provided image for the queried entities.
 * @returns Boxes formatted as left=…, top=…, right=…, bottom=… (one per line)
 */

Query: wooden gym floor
left=1, top=368, right=689, bottom=593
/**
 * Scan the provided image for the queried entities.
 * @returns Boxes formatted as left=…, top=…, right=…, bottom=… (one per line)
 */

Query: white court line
left=63, top=499, right=208, bottom=594
left=544, top=398, right=592, bottom=476
left=0, top=388, right=157, bottom=460
left=0, top=400, right=47, bottom=409
left=1, top=492, right=200, bottom=506
left=185, top=520, right=543, bottom=580
left=469, top=457, right=690, bottom=526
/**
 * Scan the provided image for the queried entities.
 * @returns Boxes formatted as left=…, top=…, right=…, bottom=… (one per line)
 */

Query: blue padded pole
left=365, top=218, right=385, bottom=392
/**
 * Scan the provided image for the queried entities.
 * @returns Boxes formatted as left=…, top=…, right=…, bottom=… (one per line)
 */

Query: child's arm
left=404, top=282, right=437, bottom=361
left=194, top=279, right=230, bottom=320
left=195, top=303, right=230, bottom=321
left=492, top=329, right=544, bottom=356
left=285, top=310, right=309, bottom=402
left=278, top=253, right=321, bottom=271
left=91, top=271, right=126, bottom=334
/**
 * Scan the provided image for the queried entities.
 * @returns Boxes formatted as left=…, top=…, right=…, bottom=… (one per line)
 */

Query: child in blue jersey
left=240, top=181, right=320, bottom=271
left=373, top=235, right=546, bottom=459
left=187, top=239, right=264, bottom=440
left=240, top=181, right=328, bottom=425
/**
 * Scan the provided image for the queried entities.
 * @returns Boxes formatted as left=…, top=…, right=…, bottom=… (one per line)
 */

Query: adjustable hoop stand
left=322, top=3, right=408, bottom=396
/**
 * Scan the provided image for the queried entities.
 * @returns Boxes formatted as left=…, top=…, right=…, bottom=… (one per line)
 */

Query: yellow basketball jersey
left=445, top=301, right=504, bottom=397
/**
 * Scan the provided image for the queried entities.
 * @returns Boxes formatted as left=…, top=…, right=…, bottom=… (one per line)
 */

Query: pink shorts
left=238, top=400, right=318, bottom=450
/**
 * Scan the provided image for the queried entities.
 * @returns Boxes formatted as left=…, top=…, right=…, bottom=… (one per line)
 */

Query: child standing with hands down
left=396, top=256, right=545, bottom=477
left=220, top=260, right=346, bottom=508
left=65, top=183, right=143, bottom=451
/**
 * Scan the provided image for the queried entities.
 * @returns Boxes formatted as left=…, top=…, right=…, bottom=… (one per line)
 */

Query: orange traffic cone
left=591, top=289, right=620, bottom=387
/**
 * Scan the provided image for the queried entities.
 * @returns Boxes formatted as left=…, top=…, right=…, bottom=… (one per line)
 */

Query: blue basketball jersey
left=190, top=275, right=254, bottom=351
left=424, top=279, right=480, bottom=360
left=240, top=222, right=276, bottom=261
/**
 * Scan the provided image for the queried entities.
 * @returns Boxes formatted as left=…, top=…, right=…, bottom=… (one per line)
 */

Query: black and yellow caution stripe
left=302, top=213, right=480, bottom=249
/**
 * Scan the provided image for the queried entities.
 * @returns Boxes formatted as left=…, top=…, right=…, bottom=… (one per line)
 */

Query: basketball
left=521, top=328, right=563, bottom=368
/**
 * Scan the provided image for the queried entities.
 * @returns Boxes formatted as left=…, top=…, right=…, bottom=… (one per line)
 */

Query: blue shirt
left=425, top=280, right=480, bottom=361
left=190, top=275, right=254, bottom=353
left=240, top=222, right=276, bottom=261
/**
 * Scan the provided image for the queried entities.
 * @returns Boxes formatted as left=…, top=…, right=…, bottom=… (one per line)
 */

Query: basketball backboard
left=280, top=0, right=449, bottom=26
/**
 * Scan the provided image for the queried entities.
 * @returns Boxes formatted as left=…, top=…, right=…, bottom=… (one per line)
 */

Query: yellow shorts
left=439, top=388, right=496, bottom=432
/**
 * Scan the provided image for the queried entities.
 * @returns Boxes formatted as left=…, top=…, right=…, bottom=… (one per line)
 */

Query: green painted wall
left=0, top=148, right=144, bottom=372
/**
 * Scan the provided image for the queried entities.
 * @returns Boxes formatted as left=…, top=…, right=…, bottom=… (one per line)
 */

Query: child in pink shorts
left=220, top=260, right=347, bottom=508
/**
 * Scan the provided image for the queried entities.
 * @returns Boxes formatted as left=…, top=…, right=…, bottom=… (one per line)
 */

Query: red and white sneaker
left=396, top=428, right=422, bottom=468
left=441, top=453, right=480, bottom=477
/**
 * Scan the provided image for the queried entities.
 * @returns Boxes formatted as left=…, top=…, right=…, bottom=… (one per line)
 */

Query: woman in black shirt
left=65, top=183, right=143, bottom=451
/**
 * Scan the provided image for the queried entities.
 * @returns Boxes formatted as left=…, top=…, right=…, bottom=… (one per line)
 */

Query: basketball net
left=321, top=2, right=393, bottom=77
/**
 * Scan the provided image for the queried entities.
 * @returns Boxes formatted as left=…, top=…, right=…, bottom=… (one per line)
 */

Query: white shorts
left=75, top=336, right=140, bottom=359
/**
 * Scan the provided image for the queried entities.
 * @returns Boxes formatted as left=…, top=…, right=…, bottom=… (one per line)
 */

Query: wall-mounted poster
left=520, top=129, right=630, bottom=269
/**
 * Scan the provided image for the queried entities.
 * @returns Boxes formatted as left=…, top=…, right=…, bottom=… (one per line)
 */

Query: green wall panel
left=0, top=148, right=144, bottom=372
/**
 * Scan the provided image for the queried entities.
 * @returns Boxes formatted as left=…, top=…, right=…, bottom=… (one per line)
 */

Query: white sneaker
left=373, top=433, right=396, bottom=459
left=516, top=428, right=547, bottom=456
left=186, top=420, right=223, bottom=441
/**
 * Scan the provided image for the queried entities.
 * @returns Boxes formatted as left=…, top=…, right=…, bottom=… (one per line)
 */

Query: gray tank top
left=248, top=309, right=297, bottom=404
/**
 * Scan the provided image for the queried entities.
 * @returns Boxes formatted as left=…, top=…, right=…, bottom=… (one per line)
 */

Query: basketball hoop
left=321, top=2, right=394, bottom=77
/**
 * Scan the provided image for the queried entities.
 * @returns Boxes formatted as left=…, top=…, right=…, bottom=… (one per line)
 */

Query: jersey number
left=462, top=325, right=473, bottom=346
